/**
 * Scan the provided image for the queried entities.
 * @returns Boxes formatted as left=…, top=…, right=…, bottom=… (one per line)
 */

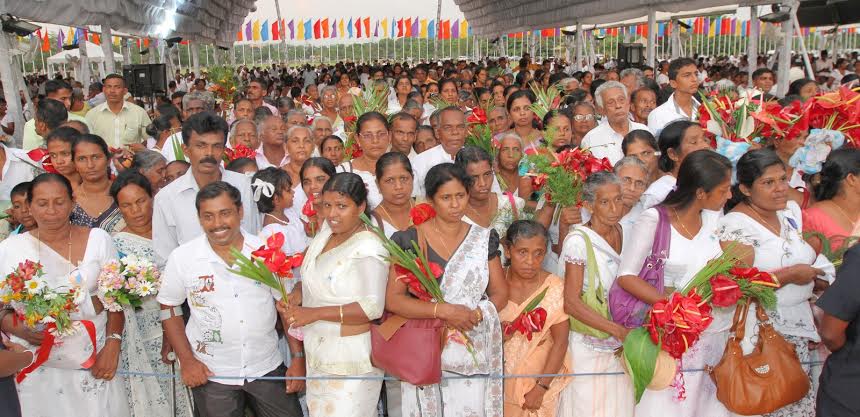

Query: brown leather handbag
left=370, top=227, right=446, bottom=386
left=709, top=299, right=810, bottom=415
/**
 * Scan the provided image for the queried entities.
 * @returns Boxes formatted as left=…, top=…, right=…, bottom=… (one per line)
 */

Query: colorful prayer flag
left=404, top=18, right=412, bottom=37
left=363, top=17, right=371, bottom=38
left=245, top=21, right=252, bottom=41
left=252, top=20, right=261, bottom=41
left=411, top=17, right=419, bottom=38
left=355, top=17, right=362, bottom=38
left=347, top=18, right=354, bottom=38
left=452, top=19, right=460, bottom=39
left=420, top=18, right=428, bottom=39
left=339, top=19, right=346, bottom=38
left=261, top=20, right=269, bottom=41
left=381, top=18, right=389, bottom=38
left=297, top=18, right=305, bottom=40
left=272, top=20, right=279, bottom=40
left=304, top=19, right=312, bottom=40
left=462, top=20, right=469, bottom=39
left=397, top=18, right=403, bottom=38
left=428, top=19, right=436, bottom=39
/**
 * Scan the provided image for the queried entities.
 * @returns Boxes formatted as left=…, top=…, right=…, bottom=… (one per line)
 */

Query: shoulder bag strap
left=575, top=229, right=602, bottom=294
left=652, top=205, right=671, bottom=258
left=730, top=298, right=751, bottom=340
left=416, top=225, right=429, bottom=261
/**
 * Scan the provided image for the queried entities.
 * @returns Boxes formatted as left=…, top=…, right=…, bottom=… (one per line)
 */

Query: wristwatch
left=107, top=333, right=123, bottom=341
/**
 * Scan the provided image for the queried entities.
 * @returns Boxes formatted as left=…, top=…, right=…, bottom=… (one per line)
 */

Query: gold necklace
left=671, top=208, right=696, bottom=239
left=377, top=201, right=413, bottom=230
left=467, top=198, right=497, bottom=227
left=831, top=200, right=858, bottom=229
left=433, top=218, right=455, bottom=257
left=747, top=204, right=781, bottom=236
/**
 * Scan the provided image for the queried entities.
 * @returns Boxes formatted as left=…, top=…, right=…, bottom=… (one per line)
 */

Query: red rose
left=409, top=203, right=436, bottom=226
left=709, top=275, right=742, bottom=307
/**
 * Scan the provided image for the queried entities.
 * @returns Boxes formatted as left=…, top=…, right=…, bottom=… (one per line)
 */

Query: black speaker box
left=618, top=43, right=645, bottom=66
left=123, top=64, right=167, bottom=96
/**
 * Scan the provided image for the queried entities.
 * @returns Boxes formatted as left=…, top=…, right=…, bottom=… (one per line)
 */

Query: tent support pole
left=748, top=6, right=759, bottom=89
left=574, top=22, right=583, bottom=71
left=79, top=33, right=91, bottom=92
left=101, top=18, right=115, bottom=75
left=776, top=0, right=796, bottom=97
left=647, top=9, right=657, bottom=69
left=0, top=32, right=24, bottom=146
left=671, top=19, right=680, bottom=59
left=791, top=11, right=815, bottom=79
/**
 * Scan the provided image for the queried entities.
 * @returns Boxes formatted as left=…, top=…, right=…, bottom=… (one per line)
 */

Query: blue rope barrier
left=91, top=361, right=825, bottom=381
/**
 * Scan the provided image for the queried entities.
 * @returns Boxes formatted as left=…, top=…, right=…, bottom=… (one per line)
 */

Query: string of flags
left=236, top=17, right=475, bottom=41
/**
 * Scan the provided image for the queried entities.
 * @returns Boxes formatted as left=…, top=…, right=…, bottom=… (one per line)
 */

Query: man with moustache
left=157, top=181, right=303, bottom=417
left=152, top=111, right=259, bottom=265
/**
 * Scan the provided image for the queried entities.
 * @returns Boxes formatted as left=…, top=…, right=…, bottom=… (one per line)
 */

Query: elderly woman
left=0, top=173, right=129, bottom=416
left=495, top=132, right=524, bottom=196
left=71, top=134, right=125, bottom=233
left=278, top=173, right=389, bottom=417
left=388, top=163, right=508, bottom=417
left=281, top=125, right=316, bottom=215
left=318, top=85, right=340, bottom=126
left=558, top=172, right=634, bottom=417
left=613, top=156, right=650, bottom=229
left=337, top=112, right=389, bottom=210
left=110, top=171, right=193, bottom=417
left=570, top=102, right=597, bottom=147
left=311, top=116, right=334, bottom=150
left=130, top=150, right=168, bottom=194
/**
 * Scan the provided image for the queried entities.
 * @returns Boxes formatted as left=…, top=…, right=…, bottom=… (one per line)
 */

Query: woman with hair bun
left=638, top=120, right=712, bottom=211
left=803, top=148, right=860, bottom=252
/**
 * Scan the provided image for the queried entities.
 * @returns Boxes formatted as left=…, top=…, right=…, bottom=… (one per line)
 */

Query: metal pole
left=776, top=0, right=796, bottom=97
left=748, top=7, right=759, bottom=88
left=790, top=5, right=815, bottom=80
left=0, top=33, right=24, bottom=145
left=191, top=42, right=200, bottom=74
left=435, top=0, right=442, bottom=58
left=575, top=22, right=583, bottom=71
left=100, top=20, right=116, bottom=75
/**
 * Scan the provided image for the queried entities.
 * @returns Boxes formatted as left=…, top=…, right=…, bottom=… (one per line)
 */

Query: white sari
left=300, top=223, right=389, bottom=417
left=401, top=225, right=504, bottom=417
left=0, top=229, right=130, bottom=417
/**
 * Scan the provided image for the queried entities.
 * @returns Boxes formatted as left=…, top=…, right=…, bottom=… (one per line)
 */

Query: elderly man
left=411, top=107, right=501, bottom=198
left=257, top=115, right=289, bottom=169
left=619, top=68, right=644, bottom=100
left=580, top=81, right=650, bottom=165
left=648, top=57, right=701, bottom=135
left=23, top=79, right=91, bottom=150
left=561, top=77, right=580, bottom=94
left=157, top=181, right=303, bottom=417
left=86, top=74, right=151, bottom=149
left=161, top=90, right=216, bottom=162
left=389, top=112, right=419, bottom=157
left=630, top=87, right=657, bottom=125
left=310, top=116, right=333, bottom=150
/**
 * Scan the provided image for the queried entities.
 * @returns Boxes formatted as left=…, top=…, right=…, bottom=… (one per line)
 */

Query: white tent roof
left=455, top=0, right=776, bottom=36
left=7, top=0, right=255, bottom=47
left=45, top=41, right=123, bottom=64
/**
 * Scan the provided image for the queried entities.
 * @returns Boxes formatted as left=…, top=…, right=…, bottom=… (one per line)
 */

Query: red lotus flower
left=709, top=274, right=742, bottom=307
left=26, top=148, right=58, bottom=174
left=467, top=107, right=488, bottom=125
left=409, top=203, right=436, bottom=226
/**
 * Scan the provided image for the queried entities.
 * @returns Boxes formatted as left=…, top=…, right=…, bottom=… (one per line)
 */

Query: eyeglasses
left=358, top=131, right=390, bottom=141
left=573, top=114, right=595, bottom=122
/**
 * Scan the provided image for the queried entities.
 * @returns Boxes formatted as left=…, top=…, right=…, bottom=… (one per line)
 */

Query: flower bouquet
left=806, top=86, right=860, bottom=146
left=361, top=203, right=479, bottom=365
left=229, top=232, right=305, bottom=338
left=96, top=254, right=161, bottom=312
left=503, top=287, right=548, bottom=341
left=528, top=81, right=562, bottom=120
left=0, top=260, right=96, bottom=381
left=22, top=148, right=58, bottom=174
left=465, top=106, right=496, bottom=159
left=524, top=147, right=613, bottom=214
left=223, top=144, right=257, bottom=164
left=300, top=196, right=319, bottom=237
left=698, top=91, right=773, bottom=166
left=206, top=66, right=239, bottom=104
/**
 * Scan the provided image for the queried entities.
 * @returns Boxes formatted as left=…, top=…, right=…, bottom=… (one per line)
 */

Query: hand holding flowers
left=97, top=254, right=161, bottom=312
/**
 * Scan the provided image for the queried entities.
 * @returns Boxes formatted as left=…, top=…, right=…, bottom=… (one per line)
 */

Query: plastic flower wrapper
left=789, top=129, right=846, bottom=175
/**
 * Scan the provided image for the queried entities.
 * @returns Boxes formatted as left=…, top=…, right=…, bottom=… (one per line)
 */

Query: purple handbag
left=608, top=205, right=670, bottom=328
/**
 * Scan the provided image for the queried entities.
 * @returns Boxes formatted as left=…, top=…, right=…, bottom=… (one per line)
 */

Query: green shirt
left=85, top=101, right=151, bottom=148
left=23, top=113, right=91, bottom=151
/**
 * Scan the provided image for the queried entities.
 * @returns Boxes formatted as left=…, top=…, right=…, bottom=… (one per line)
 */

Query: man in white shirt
left=411, top=107, right=500, bottom=198
left=648, top=57, right=701, bottom=136
left=153, top=112, right=260, bottom=263
left=247, top=79, right=279, bottom=117
left=22, top=80, right=91, bottom=150
left=160, top=91, right=215, bottom=162
left=256, top=115, right=289, bottom=169
left=389, top=112, right=419, bottom=158
left=157, top=181, right=303, bottom=417
left=581, top=81, right=650, bottom=165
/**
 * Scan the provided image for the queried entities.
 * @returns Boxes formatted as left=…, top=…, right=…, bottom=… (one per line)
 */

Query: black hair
left=541, top=107, right=573, bottom=130
left=103, top=73, right=126, bottom=87
left=10, top=181, right=30, bottom=199
left=425, top=163, right=472, bottom=199
left=321, top=172, right=369, bottom=215
left=249, top=77, right=269, bottom=90
left=622, top=129, right=658, bottom=155
left=787, top=78, right=816, bottom=97
left=454, top=146, right=493, bottom=170
left=44, top=79, right=72, bottom=96
left=814, top=148, right=860, bottom=201
left=356, top=111, right=389, bottom=133
left=668, top=58, right=697, bottom=81
left=181, top=111, right=228, bottom=146
left=661, top=150, right=731, bottom=210
left=841, top=73, right=859, bottom=86
left=726, top=148, right=785, bottom=211
left=751, top=68, right=774, bottom=80
left=505, top=89, right=536, bottom=112
left=225, top=157, right=257, bottom=173
left=27, top=173, right=73, bottom=204
left=71, top=133, right=111, bottom=160
left=319, top=135, right=344, bottom=152
left=438, top=78, right=458, bottom=93
left=251, top=167, right=293, bottom=214
left=36, top=99, right=67, bottom=131
left=195, top=181, right=242, bottom=212
left=389, top=112, right=418, bottom=129
left=375, top=152, right=413, bottom=179
left=300, top=157, right=337, bottom=182
left=502, top=219, right=550, bottom=251
left=254, top=106, right=274, bottom=123
left=146, top=113, right=178, bottom=137
left=109, top=170, right=153, bottom=202
left=45, top=126, right=81, bottom=146
left=589, top=79, right=606, bottom=100
left=658, top=120, right=699, bottom=173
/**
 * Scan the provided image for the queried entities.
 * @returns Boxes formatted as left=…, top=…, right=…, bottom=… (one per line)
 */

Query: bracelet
left=290, top=351, right=305, bottom=359
left=339, top=305, right=344, bottom=324
left=535, top=380, right=550, bottom=391
left=433, top=303, right=438, bottom=319
left=769, top=272, right=780, bottom=287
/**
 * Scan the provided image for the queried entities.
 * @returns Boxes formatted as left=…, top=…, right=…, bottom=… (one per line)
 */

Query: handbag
left=568, top=229, right=611, bottom=339
left=370, top=227, right=446, bottom=386
left=608, top=205, right=670, bottom=328
left=709, top=299, right=810, bottom=415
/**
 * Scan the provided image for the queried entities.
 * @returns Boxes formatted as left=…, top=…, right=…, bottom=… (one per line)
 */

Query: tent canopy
left=45, top=41, right=122, bottom=64
left=454, top=0, right=774, bottom=36
left=5, top=0, right=255, bottom=47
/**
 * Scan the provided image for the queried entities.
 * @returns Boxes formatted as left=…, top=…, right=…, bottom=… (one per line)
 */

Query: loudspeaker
left=618, top=43, right=645, bottom=66
left=123, top=64, right=167, bottom=96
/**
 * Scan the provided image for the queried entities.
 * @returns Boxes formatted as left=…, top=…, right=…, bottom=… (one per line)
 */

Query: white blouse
left=337, top=162, right=382, bottom=210
left=638, top=174, right=676, bottom=211
left=717, top=200, right=835, bottom=342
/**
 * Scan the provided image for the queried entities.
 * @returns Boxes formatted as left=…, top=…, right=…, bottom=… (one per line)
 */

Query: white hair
left=230, top=118, right=256, bottom=139
left=311, top=116, right=333, bottom=129
left=594, top=81, right=628, bottom=108
left=286, top=124, right=313, bottom=139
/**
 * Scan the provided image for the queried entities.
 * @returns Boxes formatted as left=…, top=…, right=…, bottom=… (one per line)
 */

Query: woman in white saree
left=279, top=172, right=389, bottom=417
left=0, top=173, right=129, bottom=417
left=387, top=163, right=508, bottom=417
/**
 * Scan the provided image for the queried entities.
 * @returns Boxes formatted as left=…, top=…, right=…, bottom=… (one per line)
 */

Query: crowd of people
left=0, top=48, right=859, bottom=417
